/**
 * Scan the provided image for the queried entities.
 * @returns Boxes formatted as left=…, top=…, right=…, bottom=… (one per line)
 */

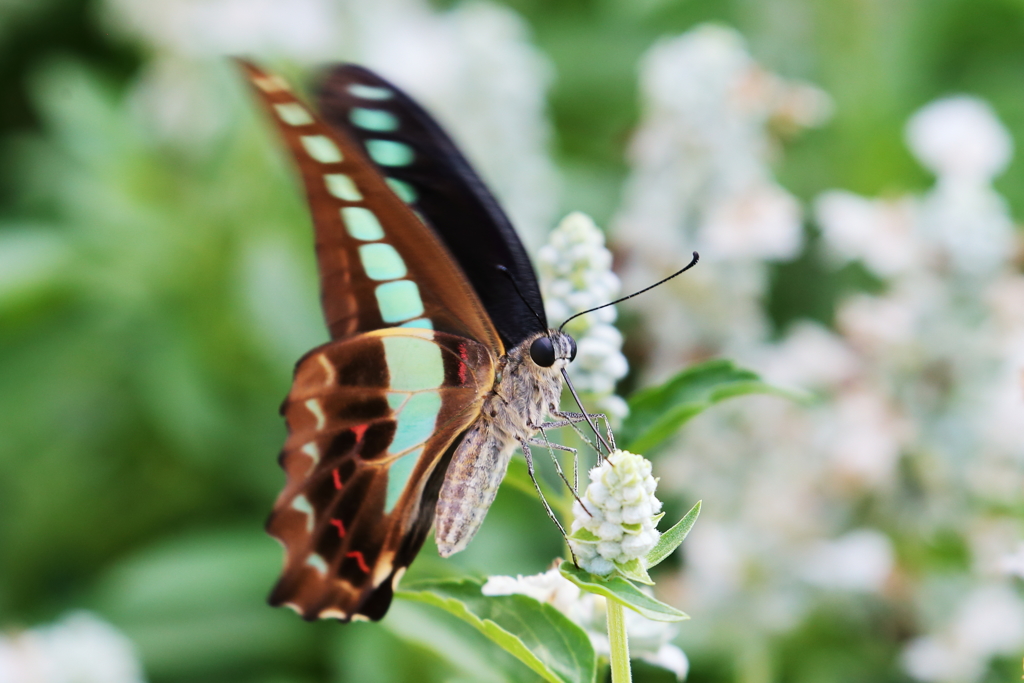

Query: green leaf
left=569, top=527, right=600, bottom=543
left=620, top=359, right=809, bottom=454
left=397, top=578, right=596, bottom=683
left=614, top=558, right=654, bottom=585
left=646, top=501, right=701, bottom=569
left=558, top=562, right=689, bottom=622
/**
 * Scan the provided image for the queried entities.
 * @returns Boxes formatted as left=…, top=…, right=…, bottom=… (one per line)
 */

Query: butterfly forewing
left=270, top=328, right=494, bottom=620
left=315, top=65, right=548, bottom=350
left=240, top=61, right=501, bottom=354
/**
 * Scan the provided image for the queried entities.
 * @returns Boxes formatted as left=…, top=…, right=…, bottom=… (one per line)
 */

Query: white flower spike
left=538, top=211, right=630, bottom=421
left=569, top=449, right=663, bottom=576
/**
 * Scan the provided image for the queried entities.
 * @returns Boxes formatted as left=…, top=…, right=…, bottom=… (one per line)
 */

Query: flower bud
left=569, top=450, right=663, bottom=575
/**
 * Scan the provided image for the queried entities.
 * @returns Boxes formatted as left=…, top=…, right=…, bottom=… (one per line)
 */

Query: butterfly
left=239, top=60, right=608, bottom=622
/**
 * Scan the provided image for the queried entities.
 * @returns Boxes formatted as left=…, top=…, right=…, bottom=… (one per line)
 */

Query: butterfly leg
left=528, top=431, right=590, bottom=514
left=519, top=439, right=579, bottom=565
left=551, top=411, right=617, bottom=450
left=548, top=410, right=617, bottom=462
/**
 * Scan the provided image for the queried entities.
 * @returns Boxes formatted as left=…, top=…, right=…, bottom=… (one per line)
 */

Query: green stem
left=606, top=599, right=631, bottom=683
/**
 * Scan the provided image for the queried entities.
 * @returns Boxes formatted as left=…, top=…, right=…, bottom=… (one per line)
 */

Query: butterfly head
left=528, top=330, right=577, bottom=370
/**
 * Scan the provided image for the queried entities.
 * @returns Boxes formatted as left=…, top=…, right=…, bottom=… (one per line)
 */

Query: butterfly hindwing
left=315, top=64, right=548, bottom=350
left=269, top=328, right=495, bottom=621
left=239, top=61, right=501, bottom=354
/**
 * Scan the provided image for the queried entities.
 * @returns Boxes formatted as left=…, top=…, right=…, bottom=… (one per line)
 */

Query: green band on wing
left=385, top=447, right=423, bottom=512
left=342, top=206, right=384, bottom=241
left=291, top=495, right=315, bottom=533
left=381, top=334, right=443, bottom=391
left=325, top=174, right=362, bottom=201
left=400, top=318, right=433, bottom=330
left=301, top=135, right=343, bottom=163
left=305, top=553, right=328, bottom=574
left=375, top=280, right=424, bottom=323
left=367, top=139, right=414, bottom=166
left=386, top=178, right=417, bottom=203
left=359, top=243, right=407, bottom=281
left=274, top=103, right=313, bottom=126
left=350, top=107, right=399, bottom=132
left=389, top=392, right=442, bottom=454
left=349, top=84, right=393, bottom=100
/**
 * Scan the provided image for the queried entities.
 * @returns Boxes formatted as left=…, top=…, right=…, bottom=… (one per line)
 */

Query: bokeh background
left=2, top=0, right=1024, bottom=681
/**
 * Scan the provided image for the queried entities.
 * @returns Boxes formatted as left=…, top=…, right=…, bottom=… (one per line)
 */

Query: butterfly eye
left=530, top=336, right=556, bottom=367
left=568, top=337, right=578, bottom=362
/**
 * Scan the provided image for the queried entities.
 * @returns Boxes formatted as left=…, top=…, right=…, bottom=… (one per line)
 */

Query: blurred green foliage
left=2, top=0, right=1023, bottom=681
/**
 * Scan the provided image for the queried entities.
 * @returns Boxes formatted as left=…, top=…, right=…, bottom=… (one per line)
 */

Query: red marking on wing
left=346, top=550, right=370, bottom=573
left=330, top=518, right=346, bottom=538
left=457, top=342, right=468, bottom=385
left=332, top=469, right=343, bottom=490
left=352, top=424, right=369, bottom=441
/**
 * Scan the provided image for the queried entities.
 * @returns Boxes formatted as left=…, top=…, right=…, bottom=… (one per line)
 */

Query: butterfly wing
left=315, top=64, right=548, bottom=350
left=270, top=328, right=494, bottom=621
left=239, top=61, right=502, bottom=354
left=240, top=61, right=504, bottom=621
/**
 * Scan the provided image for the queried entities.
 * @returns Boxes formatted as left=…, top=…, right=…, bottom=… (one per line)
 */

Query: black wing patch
left=316, top=64, right=548, bottom=350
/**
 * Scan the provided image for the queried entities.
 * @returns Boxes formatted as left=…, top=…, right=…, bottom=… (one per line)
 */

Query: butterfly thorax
left=434, top=330, right=575, bottom=557
left=489, top=330, right=573, bottom=437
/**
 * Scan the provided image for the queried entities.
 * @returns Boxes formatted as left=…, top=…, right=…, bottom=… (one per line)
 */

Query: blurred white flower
left=902, top=585, right=1024, bottom=683
left=904, top=97, right=1015, bottom=276
left=906, top=96, right=1012, bottom=185
left=973, top=339, right=1024, bottom=466
left=814, top=190, right=918, bottom=278
left=954, top=585, right=1024, bottom=658
left=835, top=293, right=917, bottom=357
left=819, top=97, right=1014, bottom=279
left=760, top=321, right=860, bottom=390
left=104, top=0, right=344, bottom=60
left=611, top=23, right=829, bottom=382
left=538, top=212, right=629, bottom=420
left=701, top=182, right=803, bottom=261
left=616, top=23, right=829, bottom=267
left=483, top=567, right=688, bottom=679
left=482, top=567, right=586, bottom=620
left=570, top=450, right=663, bottom=575
left=823, top=387, right=910, bottom=489
left=998, top=544, right=1024, bottom=579
left=104, top=0, right=560, bottom=246
left=798, top=529, right=894, bottom=592
left=984, top=274, right=1024, bottom=345
left=0, top=612, right=146, bottom=683
left=916, top=180, right=1014, bottom=277
left=902, top=634, right=985, bottom=683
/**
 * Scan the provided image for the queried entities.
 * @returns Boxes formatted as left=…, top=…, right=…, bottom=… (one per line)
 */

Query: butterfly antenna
left=496, top=265, right=546, bottom=329
left=559, top=251, right=700, bottom=332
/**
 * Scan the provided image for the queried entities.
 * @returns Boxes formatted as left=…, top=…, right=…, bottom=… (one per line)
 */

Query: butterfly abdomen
left=434, top=331, right=569, bottom=556
left=434, top=419, right=517, bottom=557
